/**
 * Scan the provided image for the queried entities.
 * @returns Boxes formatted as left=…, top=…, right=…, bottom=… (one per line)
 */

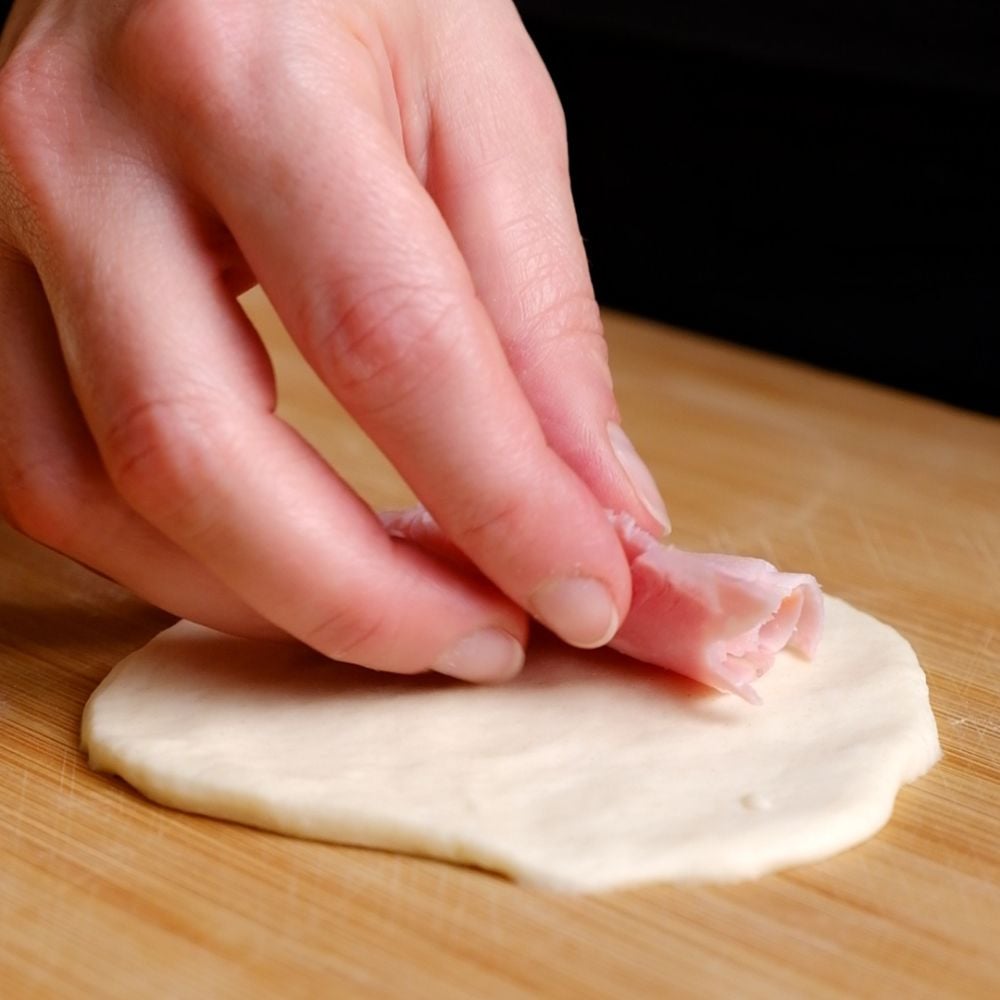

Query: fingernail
left=433, top=628, right=525, bottom=683
left=607, top=422, right=670, bottom=533
left=530, top=577, right=620, bottom=649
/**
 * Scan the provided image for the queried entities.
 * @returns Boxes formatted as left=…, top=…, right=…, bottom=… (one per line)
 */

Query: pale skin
left=0, top=0, right=669, bottom=682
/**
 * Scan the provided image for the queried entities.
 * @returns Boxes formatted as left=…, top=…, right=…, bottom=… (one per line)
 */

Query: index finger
left=425, top=8, right=671, bottom=536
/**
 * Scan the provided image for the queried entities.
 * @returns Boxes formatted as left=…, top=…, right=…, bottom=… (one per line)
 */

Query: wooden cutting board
left=2, top=289, right=997, bottom=998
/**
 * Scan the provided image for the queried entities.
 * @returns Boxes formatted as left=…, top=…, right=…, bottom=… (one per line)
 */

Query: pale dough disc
left=81, top=596, right=940, bottom=892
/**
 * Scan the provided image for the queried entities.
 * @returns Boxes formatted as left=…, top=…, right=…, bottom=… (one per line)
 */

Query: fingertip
left=607, top=422, right=671, bottom=536
left=431, top=626, right=526, bottom=683
left=529, top=575, right=621, bottom=649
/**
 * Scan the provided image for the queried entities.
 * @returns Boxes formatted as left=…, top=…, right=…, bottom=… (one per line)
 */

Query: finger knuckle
left=100, top=394, right=223, bottom=532
left=0, top=36, right=73, bottom=132
left=0, top=41, right=86, bottom=222
left=312, top=281, right=466, bottom=417
left=449, top=493, right=530, bottom=556
left=0, top=56, right=33, bottom=155
left=113, top=0, right=249, bottom=132
left=512, top=287, right=607, bottom=378
left=529, top=284, right=603, bottom=338
left=304, top=600, right=399, bottom=668
left=0, top=452, right=93, bottom=552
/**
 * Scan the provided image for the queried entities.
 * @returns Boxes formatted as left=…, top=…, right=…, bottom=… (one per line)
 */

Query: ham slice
left=382, top=508, right=823, bottom=704
left=609, top=514, right=822, bottom=704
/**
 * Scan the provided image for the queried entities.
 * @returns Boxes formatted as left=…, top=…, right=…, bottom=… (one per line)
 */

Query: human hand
left=0, top=0, right=668, bottom=680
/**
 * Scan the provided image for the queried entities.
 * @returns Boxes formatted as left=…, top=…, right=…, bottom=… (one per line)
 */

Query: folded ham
left=382, top=508, right=823, bottom=704
left=609, top=514, right=823, bottom=703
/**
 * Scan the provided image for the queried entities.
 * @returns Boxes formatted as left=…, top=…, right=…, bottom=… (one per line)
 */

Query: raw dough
left=81, top=596, right=940, bottom=892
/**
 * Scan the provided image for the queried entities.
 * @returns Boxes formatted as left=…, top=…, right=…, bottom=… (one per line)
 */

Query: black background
left=517, top=2, right=999, bottom=415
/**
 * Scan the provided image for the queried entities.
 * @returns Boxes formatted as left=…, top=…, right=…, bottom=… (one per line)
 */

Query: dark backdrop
left=516, top=2, right=999, bottom=416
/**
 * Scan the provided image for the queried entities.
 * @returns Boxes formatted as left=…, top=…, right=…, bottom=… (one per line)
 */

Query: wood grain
left=2, top=288, right=997, bottom=998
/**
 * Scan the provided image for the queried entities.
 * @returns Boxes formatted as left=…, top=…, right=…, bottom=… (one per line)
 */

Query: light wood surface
left=2, top=288, right=998, bottom=998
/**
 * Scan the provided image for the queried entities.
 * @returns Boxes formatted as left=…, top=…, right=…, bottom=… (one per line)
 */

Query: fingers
left=158, top=31, right=633, bottom=648
left=0, top=254, right=278, bottom=636
left=29, top=183, right=528, bottom=680
left=4, top=3, right=637, bottom=660
left=422, top=8, right=670, bottom=536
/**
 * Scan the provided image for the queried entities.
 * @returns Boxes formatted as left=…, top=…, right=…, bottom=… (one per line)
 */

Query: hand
left=0, top=0, right=669, bottom=680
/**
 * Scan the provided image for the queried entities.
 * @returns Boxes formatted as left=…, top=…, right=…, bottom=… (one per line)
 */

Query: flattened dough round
left=81, top=596, right=940, bottom=892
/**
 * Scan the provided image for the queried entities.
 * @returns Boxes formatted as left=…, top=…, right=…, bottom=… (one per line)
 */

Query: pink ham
left=382, top=508, right=823, bottom=704
left=608, top=514, right=822, bottom=704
